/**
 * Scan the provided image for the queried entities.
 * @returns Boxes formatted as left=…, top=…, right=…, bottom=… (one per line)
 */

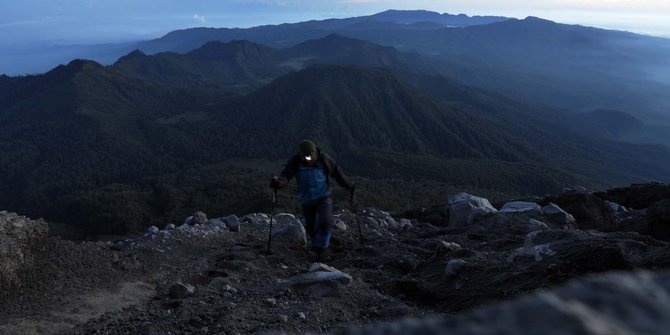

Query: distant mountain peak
left=522, top=16, right=557, bottom=24
left=368, top=9, right=509, bottom=26
left=286, top=35, right=401, bottom=68
left=288, top=63, right=395, bottom=81
left=114, top=50, right=148, bottom=65
left=66, top=59, right=103, bottom=69
left=248, top=64, right=412, bottom=111
left=126, top=49, right=147, bottom=58
left=296, top=33, right=370, bottom=48
left=46, top=59, right=105, bottom=78
left=375, top=9, right=439, bottom=16
left=186, top=40, right=276, bottom=62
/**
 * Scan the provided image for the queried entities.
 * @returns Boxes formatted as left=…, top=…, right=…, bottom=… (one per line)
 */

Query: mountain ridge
left=0, top=60, right=618, bottom=236
left=129, top=13, right=670, bottom=123
left=2, top=28, right=670, bottom=237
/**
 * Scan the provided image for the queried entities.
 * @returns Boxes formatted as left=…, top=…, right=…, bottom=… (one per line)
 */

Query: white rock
left=242, top=213, right=270, bottom=225
left=309, top=262, right=340, bottom=273
left=398, top=218, right=413, bottom=230
left=542, top=203, right=576, bottom=226
left=436, top=241, right=463, bottom=254
left=448, top=193, right=498, bottom=227
left=274, top=213, right=298, bottom=225
left=512, top=231, right=558, bottom=262
left=283, top=271, right=353, bottom=287
left=531, top=244, right=556, bottom=261
left=528, top=219, right=550, bottom=231
left=210, top=219, right=226, bottom=229
left=333, top=218, right=348, bottom=231
left=271, top=221, right=307, bottom=246
left=169, top=282, right=195, bottom=299
left=192, top=211, right=208, bottom=225
left=282, top=263, right=353, bottom=290
left=606, top=201, right=628, bottom=213
left=500, top=201, right=542, bottom=214
left=225, top=214, right=241, bottom=232
left=562, top=186, right=588, bottom=193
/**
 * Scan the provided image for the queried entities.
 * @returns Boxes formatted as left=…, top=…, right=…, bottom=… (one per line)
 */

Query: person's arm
left=322, top=153, right=354, bottom=190
left=271, top=154, right=301, bottom=189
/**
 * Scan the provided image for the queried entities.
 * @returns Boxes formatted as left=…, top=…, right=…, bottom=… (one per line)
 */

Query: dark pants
left=303, top=196, right=333, bottom=249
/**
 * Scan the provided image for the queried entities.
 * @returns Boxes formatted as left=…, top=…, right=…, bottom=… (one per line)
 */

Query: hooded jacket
left=279, top=148, right=353, bottom=205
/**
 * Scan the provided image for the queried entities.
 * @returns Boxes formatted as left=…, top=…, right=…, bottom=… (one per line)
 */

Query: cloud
left=193, top=14, right=206, bottom=24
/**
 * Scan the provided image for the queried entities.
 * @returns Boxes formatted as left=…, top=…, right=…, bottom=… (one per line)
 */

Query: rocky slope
left=1, top=183, right=669, bottom=334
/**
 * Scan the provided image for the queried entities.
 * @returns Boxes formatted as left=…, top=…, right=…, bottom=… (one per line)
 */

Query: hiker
left=270, top=140, right=355, bottom=257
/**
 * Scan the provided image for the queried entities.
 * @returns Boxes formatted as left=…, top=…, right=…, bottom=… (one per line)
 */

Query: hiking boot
left=316, top=248, right=332, bottom=262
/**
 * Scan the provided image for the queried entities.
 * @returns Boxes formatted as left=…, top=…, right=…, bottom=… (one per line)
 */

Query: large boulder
left=508, top=230, right=632, bottom=277
left=241, top=213, right=270, bottom=226
left=0, top=211, right=49, bottom=285
left=331, top=271, right=670, bottom=335
left=541, top=203, right=576, bottom=228
left=168, top=282, right=195, bottom=299
left=224, top=214, right=241, bottom=232
left=271, top=214, right=307, bottom=246
left=281, top=263, right=353, bottom=297
left=273, top=213, right=299, bottom=226
left=543, top=192, right=615, bottom=231
left=361, top=208, right=408, bottom=230
left=403, top=205, right=449, bottom=227
left=647, top=199, right=670, bottom=240
left=448, top=193, right=498, bottom=228
left=499, top=201, right=542, bottom=214
left=184, top=211, right=208, bottom=226
left=595, top=182, right=670, bottom=209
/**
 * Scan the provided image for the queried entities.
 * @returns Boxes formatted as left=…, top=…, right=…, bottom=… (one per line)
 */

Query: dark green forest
left=2, top=23, right=670, bottom=239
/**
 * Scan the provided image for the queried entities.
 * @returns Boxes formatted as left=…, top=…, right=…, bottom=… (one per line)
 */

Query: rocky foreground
left=1, top=183, right=670, bottom=334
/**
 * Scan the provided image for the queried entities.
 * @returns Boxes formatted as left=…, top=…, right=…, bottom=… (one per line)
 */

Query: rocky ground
left=1, top=183, right=670, bottom=334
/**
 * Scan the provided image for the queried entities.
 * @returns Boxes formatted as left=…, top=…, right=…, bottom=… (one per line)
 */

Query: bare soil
left=1, top=207, right=668, bottom=335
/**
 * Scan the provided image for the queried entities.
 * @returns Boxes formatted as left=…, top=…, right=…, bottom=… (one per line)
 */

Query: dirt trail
left=2, top=191, right=670, bottom=334
left=1, top=281, right=154, bottom=335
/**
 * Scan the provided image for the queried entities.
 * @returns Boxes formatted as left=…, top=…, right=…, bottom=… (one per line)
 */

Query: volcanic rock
left=500, top=201, right=542, bottom=214
left=224, top=214, right=241, bottom=232
left=0, top=211, right=49, bottom=285
left=448, top=193, right=498, bottom=228
left=647, top=199, right=670, bottom=240
left=543, top=193, right=614, bottom=230
left=169, top=282, right=195, bottom=299
left=332, top=271, right=670, bottom=335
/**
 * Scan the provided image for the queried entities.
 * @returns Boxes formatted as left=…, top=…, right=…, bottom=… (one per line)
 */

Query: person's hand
left=270, top=176, right=285, bottom=189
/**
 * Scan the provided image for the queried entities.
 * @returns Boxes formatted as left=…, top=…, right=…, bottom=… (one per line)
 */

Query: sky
left=1, top=0, right=669, bottom=48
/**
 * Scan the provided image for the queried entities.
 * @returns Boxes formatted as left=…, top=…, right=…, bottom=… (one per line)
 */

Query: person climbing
left=270, top=139, right=355, bottom=259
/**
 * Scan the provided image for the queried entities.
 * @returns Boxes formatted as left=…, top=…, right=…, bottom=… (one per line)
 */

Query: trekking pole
left=267, top=187, right=278, bottom=254
left=350, top=185, right=364, bottom=244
